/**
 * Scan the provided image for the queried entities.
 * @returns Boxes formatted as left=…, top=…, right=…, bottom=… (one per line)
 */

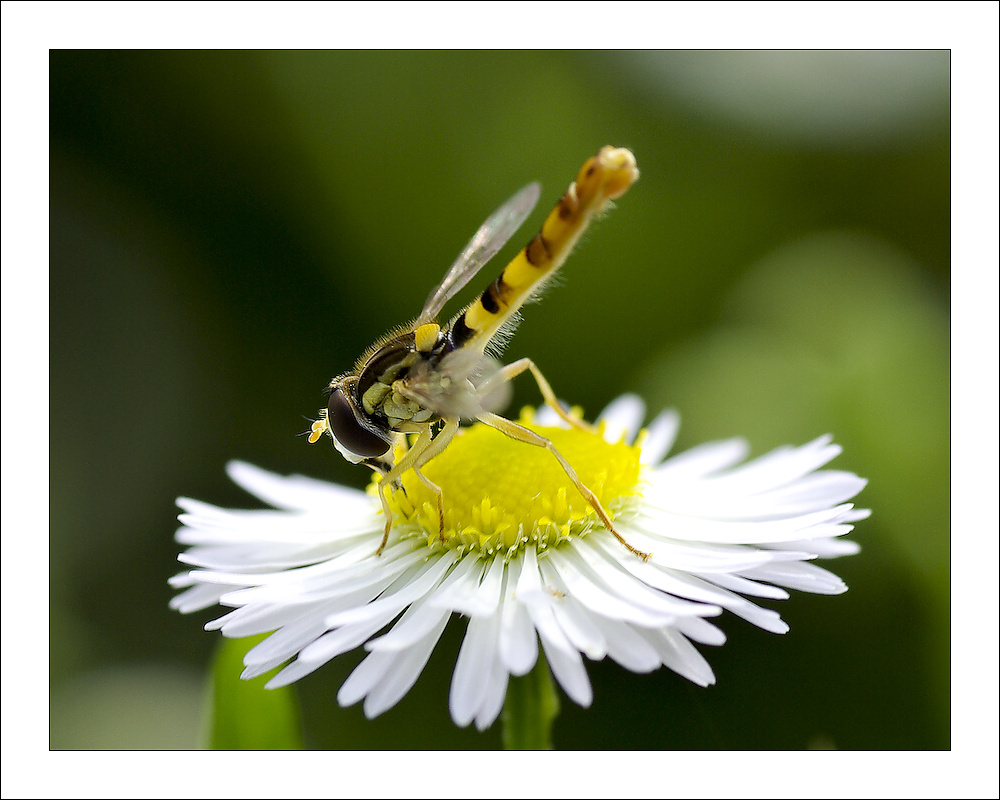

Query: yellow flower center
left=371, top=409, right=645, bottom=558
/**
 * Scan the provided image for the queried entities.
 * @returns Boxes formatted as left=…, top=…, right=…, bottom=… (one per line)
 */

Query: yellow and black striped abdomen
left=447, top=146, right=639, bottom=352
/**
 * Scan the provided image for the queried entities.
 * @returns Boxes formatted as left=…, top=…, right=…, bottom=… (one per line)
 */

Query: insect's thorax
left=354, top=325, right=451, bottom=431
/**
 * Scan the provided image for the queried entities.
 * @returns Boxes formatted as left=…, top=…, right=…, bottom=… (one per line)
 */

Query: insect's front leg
left=374, top=418, right=460, bottom=554
left=489, top=357, right=595, bottom=433
left=375, top=426, right=432, bottom=555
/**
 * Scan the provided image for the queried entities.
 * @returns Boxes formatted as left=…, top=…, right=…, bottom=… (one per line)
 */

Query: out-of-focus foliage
left=49, top=50, right=949, bottom=750
left=207, top=636, right=303, bottom=750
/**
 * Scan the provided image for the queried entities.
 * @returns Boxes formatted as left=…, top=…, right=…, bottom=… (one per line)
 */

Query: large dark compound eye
left=327, top=387, right=391, bottom=459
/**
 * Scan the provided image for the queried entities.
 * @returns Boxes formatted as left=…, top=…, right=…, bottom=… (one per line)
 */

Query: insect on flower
left=308, top=146, right=644, bottom=558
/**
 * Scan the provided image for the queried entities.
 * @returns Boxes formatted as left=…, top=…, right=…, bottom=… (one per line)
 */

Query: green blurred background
left=49, top=50, right=949, bottom=750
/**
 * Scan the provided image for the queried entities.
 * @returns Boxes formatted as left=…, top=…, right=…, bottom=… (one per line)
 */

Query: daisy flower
left=170, top=394, right=867, bottom=732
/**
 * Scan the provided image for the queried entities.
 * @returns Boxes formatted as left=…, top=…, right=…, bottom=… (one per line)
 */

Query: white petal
left=212, top=590, right=343, bottom=637
left=360, top=610, right=450, bottom=717
left=695, top=436, right=841, bottom=494
left=323, top=551, right=457, bottom=627
left=338, top=649, right=393, bottom=708
left=539, top=634, right=592, bottom=707
left=555, top=540, right=694, bottom=622
left=741, top=561, right=848, bottom=595
left=262, top=659, right=319, bottom=688
left=654, top=438, right=750, bottom=479
left=638, top=627, right=716, bottom=686
left=297, top=616, right=394, bottom=667
left=190, top=536, right=403, bottom=587
left=762, top=471, right=868, bottom=512
left=644, top=471, right=867, bottom=521
left=546, top=548, right=675, bottom=627
left=474, top=655, right=510, bottom=731
left=614, top=526, right=780, bottom=573
left=450, top=613, right=501, bottom=727
left=588, top=537, right=724, bottom=617
left=226, top=460, right=371, bottom=511
left=542, top=573, right=608, bottom=661
left=699, top=571, right=791, bottom=601
left=674, top=615, right=727, bottom=647
left=597, top=393, right=645, bottom=443
left=239, top=604, right=338, bottom=671
left=608, top=552, right=786, bottom=633
left=514, top=544, right=545, bottom=601
left=169, top=582, right=228, bottom=613
left=499, top=559, right=539, bottom=676
left=226, top=583, right=386, bottom=649
left=341, top=602, right=454, bottom=709
left=215, top=542, right=424, bottom=605
left=176, top=497, right=375, bottom=542
left=519, top=563, right=577, bottom=659
left=639, top=408, right=680, bottom=465
left=427, top=553, right=487, bottom=610
left=636, top=503, right=861, bottom=545
left=178, top=542, right=353, bottom=572
left=591, top=616, right=662, bottom=672
left=769, top=536, right=862, bottom=558
left=450, top=554, right=505, bottom=618
left=532, top=402, right=569, bottom=427
left=365, top=596, right=454, bottom=653
left=838, top=507, right=872, bottom=523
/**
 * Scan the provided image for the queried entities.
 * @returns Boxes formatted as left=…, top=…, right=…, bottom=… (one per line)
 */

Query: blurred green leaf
left=207, top=635, right=304, bottom=750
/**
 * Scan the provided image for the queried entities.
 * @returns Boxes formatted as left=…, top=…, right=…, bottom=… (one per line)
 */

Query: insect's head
left=310, top=376, right=393, bottom=464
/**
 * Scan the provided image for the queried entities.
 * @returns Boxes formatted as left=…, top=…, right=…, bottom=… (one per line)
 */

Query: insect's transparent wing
left=418, top=182, right=541, bottom=323
left=403, top=348, right=511, bottom=421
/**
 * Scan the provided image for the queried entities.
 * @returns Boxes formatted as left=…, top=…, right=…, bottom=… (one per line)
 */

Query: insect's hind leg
left=489, top=357, right=595, bottom=433
left=475, top=410, right=651, bottom=560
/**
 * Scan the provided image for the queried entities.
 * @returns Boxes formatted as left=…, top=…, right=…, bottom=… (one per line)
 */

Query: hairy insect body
left=310, top=146, right=647, bottom=558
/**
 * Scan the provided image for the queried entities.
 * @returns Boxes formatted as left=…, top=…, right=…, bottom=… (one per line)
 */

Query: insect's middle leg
left=490, top=357, right=595, bottom=432
left=412, top=466, right=445, bottom=540
left=475, top=410, right=651, bottom=560
left=409, top=418, right=461, bottom=540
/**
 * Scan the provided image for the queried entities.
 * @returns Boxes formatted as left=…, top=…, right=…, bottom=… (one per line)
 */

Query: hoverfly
left=309, top=146, right=647, bottom=559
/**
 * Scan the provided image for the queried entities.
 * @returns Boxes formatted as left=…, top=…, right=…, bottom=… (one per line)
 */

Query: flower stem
left=501, top=654, right=560, bottom=750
